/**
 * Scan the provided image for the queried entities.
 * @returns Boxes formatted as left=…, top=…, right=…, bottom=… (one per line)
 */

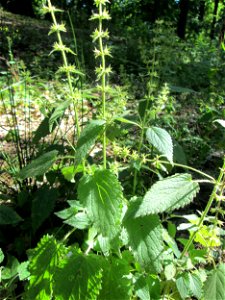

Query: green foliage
left=135, top=174, right=200, bottom=216
left=55, top=200, right=91, bottom=229
left=134, top=274, right=160, bottom=300
left=78, top=169, right=123, bottom=241
left=54, top=251, right=103, bottom=300
left=176, top=272, right=202, bottom=299
left=32, top=185, right=58, bottom=232
left=98, top=257, right=132, bottom=300
left=19, top=150, right=58, bottom=180
left=75, top=120, right=105, bottom=164
left=49, top=100, right=71, bottom=132
left=1, top=256, right=20, bottom=280
left=33, top=115, right=55, bottom=143
left=25, top=235, right=66, bottom=299
left=146, top=126, right=173, bottom=163
left=0, top=205, right=23, bottom=225
left=204, top=263, right=225, bottom=300
left=123, top=198, right=163, bottom=273
left=1, top=1, right=225, bottom=299
left=0, top=249, right=4, bottom=264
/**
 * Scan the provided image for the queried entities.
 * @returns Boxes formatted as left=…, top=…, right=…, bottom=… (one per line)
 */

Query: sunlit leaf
left=123, top=198, right=163, bottom=273
left=146, top=126, right=173, bottom=163
left=78, top=169, right=123, bottom=241
left=135, top=174, right=199, bottom=216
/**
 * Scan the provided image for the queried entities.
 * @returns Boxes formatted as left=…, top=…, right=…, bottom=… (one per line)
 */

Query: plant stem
left=47, top=0, right=80, bottom=138
left=158, top=160, right=215, bottom=181
left=98, top=2, right=107, bottom=169
left=180, top=157, right=225, bottom=258
left=133, top=59, right=156, bottom=194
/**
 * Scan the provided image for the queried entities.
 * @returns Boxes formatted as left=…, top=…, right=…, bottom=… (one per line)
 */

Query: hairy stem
left=98, top=2, right=107, bottom=169
left=47, top=0, right=80, bottom=138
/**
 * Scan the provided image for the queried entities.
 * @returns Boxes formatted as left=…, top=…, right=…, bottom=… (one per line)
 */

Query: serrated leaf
left=204, top=263, right=225, bottom=300
left=54, top=252, right=103, bottom=300
left=176, top=272, right=202, bottom=299
left=25, top=235, right=66, bottom=300
left=135, top=174, right=199, bottom=216
left=146, top=126, right=173, bottom=163
left=19, top=150, right=58, bottom=180
left=0, top=249, right=4, bottom=264
left=49, top=100, right=71, bottom=132
left=17, top=261, right=30, bottom=280
left=99, top=257, right=132, bottom=300
left=0, top=205, right=23, bottom=225
left=78, top=169, right=123, bottom=241
left=123, top=198, right=163, bottom=273
left=32, top=185, right=58, bottom=232
left=75, top=120, right=105, bottom=165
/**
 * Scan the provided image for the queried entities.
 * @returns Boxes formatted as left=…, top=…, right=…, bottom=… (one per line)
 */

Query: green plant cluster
left=0, top=1, right=225, bottom=299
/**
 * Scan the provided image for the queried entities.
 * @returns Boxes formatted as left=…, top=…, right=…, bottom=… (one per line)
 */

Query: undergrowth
left=0, top=1, right=225, bottom=299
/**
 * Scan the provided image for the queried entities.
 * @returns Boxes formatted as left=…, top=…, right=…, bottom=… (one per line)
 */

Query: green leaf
left=163, top=229, right=181, bottom=258
left=32, top=185, right=58, bottom=232
left=25, top=235, right=66, bottom=300
left=64, top=212, right=91, bottom=229
left=138, top=99, right=148, bottom=119
left=19, top=150, right=58, bottom=180
left=176, top=272, right=202, bottom=299
left=99, top=257, right=132, bottom=300
left=54, top=251, right=103, bottom=300
left=134, top=274, right=160, bottom=300
left=55, top=200, right=83, bottom=221
left=0, top=205, right=23, bottom=225
left=114, top=117, right=142, bottom=128
left=123, top=198, right=163, bottom=273
left=204, top=263, right=225, bottom=300
left=61, top=165, right=83, bottom=182
left=173, top=142, right=187, bottom=165
left=49, top=100, right=71, bottom=132
left=78, top=169, right=123, bottom=241
left=0, top=249, right=4, bottom=264
left=55, top=206, right=77, bottom=220
left=146, top=126, right=173, bottom=163
left=33, top=115, right=56, bottom=143
left=135, top=174, right=199, bottom=216
left=1, top=256, right=19, bottom=280
left=75, top=120, right=105, bottom=165
left=17, top=261, right=30, bottom=280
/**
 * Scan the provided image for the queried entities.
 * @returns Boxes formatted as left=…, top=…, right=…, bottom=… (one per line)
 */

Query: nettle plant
left=0, top=1, right=225, bottom=299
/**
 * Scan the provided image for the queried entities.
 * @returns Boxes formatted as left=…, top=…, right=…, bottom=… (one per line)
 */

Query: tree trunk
left=210, top=0, right=219, bottom=39
left=177, top=0, right=190, bottom=39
